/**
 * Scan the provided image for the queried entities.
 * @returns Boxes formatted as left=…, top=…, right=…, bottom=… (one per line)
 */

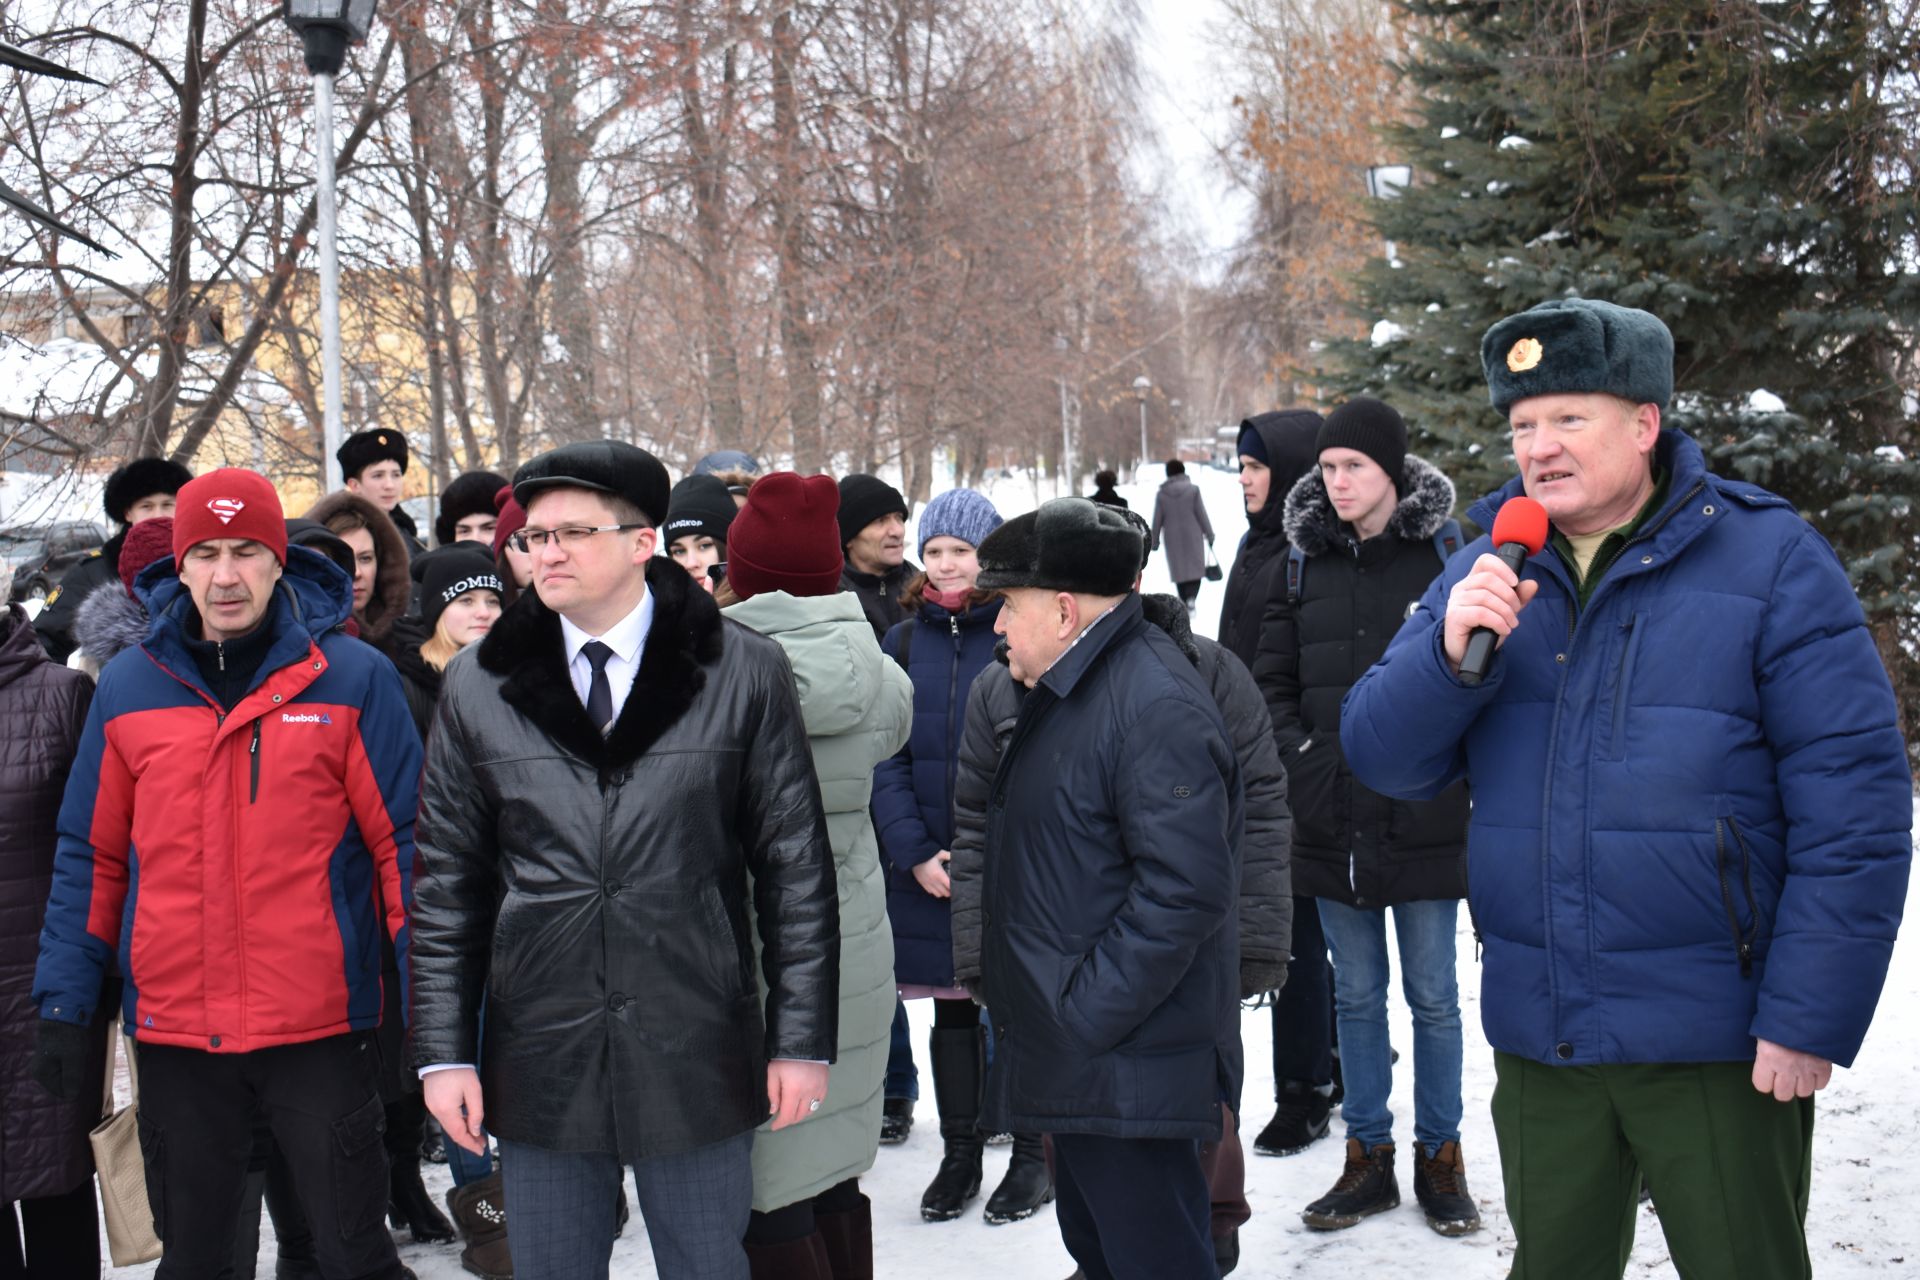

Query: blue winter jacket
left=1341, top=430, right=1911, bottom=1070
left=871, top=594, right=1003, bottom=987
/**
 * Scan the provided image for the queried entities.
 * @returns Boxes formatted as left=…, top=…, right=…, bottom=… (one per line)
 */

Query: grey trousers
left=498, top=1130, right=754, bottom=1280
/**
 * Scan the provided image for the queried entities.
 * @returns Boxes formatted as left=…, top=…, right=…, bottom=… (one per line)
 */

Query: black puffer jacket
left=384, top=614, right=440, bottom=742
left=839, top=561, right=916, bottom=641
left=33, top=531, right=122, bottom=663
left=408, top=560, right=840, bottom=1160
left=951, top=595, right=1293, bottom=998
left=0, top=606, right=108, bottom=1202
left=977, top=594, right=1243, bottom=1141
left=1216, top=411, right=1321, bottom=669
left=1252, top=456, right=1468, bottom=907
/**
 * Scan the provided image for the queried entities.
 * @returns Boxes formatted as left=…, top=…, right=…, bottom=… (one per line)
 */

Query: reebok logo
left=280, top=712, right=333, bottom=725
left=207, top=496, right=246, bottom=524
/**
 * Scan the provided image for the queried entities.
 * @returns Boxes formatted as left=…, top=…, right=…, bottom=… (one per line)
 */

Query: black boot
left=982, top=1133, right=1054, bottom=1224
left=879, top=1096, right=914, bottom=1145
left=919, top=1025, right=985, bottom=1222
left=1252, top=1079, right=1334, bottom=1156
left=387, top=1096, right=457, bottom=1244
left=1301, top=1139, right=1400, bottom=1230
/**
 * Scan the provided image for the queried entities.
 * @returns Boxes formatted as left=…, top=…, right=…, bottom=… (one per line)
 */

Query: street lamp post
left=284, top=0, right=377, bottom=494
left=1132, top=374, right=1152, bottom=473
left=1365, top=162, right=1413, bottom=265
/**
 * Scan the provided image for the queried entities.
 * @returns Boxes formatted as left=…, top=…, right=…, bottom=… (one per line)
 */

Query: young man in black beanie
left=36, top=455, right=193, bottom=662
left=1252, top=396, right=1477, bottom=1237
left=974, top=498, right=1244, bottom=1280
left=837, top=473, right=916, bottom=639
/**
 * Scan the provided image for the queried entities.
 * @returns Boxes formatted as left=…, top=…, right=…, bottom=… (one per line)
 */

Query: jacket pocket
left=329, top=1092, right=389, bottom=1238
left=1713, top=813, right=1760, bottom=977
left=1602, top=613, right=1646, bottom=761
left=701, top=884, right=756, bottom=999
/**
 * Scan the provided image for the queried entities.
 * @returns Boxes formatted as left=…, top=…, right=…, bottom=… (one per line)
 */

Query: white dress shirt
left=559, top=588, right=654, bottom=725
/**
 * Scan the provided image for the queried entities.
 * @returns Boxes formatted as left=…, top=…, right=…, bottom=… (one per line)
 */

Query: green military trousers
left=1492, top=1052, right=1814, bottom=1280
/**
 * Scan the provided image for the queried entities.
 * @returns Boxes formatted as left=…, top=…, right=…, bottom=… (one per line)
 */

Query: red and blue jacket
left=33, top=546, right=421, bottom=1053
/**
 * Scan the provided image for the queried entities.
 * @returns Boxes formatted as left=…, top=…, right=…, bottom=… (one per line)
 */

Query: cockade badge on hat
left=1507, top=337, right=1544, bottom=373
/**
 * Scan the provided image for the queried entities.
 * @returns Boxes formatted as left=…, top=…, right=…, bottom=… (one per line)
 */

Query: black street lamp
left=283, top=0, right=377, bottom=490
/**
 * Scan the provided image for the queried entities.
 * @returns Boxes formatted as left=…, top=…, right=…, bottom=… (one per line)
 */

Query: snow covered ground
left=102, top=462, right=1919, bottom=1277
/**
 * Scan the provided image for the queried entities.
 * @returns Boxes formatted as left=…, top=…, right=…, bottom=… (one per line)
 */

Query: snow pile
left=0, top=334, right=142, bottom=420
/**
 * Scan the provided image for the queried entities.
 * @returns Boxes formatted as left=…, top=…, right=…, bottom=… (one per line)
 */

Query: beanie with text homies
left=727, top=473, right=845, bottom=602
left=172, top=469, right=287, bottom=564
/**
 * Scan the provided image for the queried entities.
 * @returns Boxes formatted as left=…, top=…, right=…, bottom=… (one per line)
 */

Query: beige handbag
left=89, top=1032, right=163, bottom=1266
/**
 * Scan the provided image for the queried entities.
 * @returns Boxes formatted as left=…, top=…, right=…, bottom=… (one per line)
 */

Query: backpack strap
left=1285, top=545, right=1306, bottom=604
left=1432, top=518, right=1463, bottom=565
left=889, top=621, right=914, bottom=672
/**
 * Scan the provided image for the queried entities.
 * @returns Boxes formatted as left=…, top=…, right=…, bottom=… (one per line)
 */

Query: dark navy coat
left=980, top=594, right=1243, bottom=1140
left=1341, top=431, right=1911, bottom=1069
left=871, top=595, right=1003, bottom=987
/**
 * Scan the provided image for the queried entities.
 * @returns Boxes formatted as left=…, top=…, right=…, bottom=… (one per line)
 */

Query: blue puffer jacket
left=1341, top=430, right=1911, bottom=1070
left=871, top=594, right=1003, bottom=987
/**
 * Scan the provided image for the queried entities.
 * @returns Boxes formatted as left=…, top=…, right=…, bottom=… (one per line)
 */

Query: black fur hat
left=336, top=428, right=410, bottom=481
left=102, top=456, right=192, bottom=525
left=975, top=498, right=1142, bottom=597
left=434, top=469, right=510, bottom=546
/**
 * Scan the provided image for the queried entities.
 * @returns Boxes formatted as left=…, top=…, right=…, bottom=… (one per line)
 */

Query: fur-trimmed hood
left=474, top=556, right=725, bottom=772
left=73, top=583, right=151, bottom=668
left=1282, top=455, right=1456, bottom=557
left=301, top=490, right=413, bottom=642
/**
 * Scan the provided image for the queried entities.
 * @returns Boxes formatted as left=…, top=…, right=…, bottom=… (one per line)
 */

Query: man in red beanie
left=33, top=467, right=421, bottom=1280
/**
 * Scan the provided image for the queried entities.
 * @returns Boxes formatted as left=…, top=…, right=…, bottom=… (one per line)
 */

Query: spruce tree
left=1326, top=0, right=1920, bottom=764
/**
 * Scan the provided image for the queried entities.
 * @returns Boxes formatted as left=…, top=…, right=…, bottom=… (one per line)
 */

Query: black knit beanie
left=836, top=473, right=909, bottom=548
left=420, top=546, right=504, bottom=632
left=434, top=470, right=510, bottom=546
left=662, top=474, right=738, bottom=547
left=1316, top=398, right=1407, bottom=492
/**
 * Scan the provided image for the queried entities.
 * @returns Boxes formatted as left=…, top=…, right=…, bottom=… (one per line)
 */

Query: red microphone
left=1458, top=496, right=1549, bottom=686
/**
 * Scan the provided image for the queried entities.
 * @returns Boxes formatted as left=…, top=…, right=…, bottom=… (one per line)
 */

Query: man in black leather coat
left=410, top=441, right=840, bottom=1280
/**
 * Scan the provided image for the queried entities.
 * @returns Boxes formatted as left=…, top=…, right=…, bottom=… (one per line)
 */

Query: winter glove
left=1240, top=960, right=1290, bottom=1002
left=32, top=1018, right=95, bottom=1103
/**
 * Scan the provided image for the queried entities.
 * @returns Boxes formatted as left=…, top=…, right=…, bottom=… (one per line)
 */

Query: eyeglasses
left=509, top=524, right=646, bottom=552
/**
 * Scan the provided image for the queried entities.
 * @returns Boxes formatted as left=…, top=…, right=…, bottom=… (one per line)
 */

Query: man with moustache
left=837, top=474, right=915, bottom=640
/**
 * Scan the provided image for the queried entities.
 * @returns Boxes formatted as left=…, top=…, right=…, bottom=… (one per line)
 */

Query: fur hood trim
left=301, top=490, right=413, bottom=642
left=73, top=585, right=151, bottom=668
left=1282, top=455, right=1456, bottom=557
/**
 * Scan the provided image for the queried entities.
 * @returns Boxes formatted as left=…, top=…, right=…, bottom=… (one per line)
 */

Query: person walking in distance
left=1148, top=459, right=1213, bottom=613
left=1343, top=298, right=1912, bottom=1279
left=410, top=441, right=841, bottom=1280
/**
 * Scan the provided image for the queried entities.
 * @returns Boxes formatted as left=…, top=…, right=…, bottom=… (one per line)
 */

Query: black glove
left=32, top=1018, right=95, bottom=1103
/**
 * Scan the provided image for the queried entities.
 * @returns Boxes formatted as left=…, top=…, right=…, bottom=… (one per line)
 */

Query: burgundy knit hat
left=492, top=484, right=528, bottom=558
left=726, top=473, right=844, bottom=602
left=172, top=469, right=287, bottom=564
left=119, top=517, right=176, bottom=596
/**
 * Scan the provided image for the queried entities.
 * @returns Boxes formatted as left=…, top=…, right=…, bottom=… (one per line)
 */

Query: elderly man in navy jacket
left=1341, top=298, right=1911, bottom=1280
left=974, top=499, right=1244, bottom=1280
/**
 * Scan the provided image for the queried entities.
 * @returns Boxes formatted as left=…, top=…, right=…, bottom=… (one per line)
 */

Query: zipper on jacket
left=1609, top=616, right=1641, bottom=752
left=217, top=640, right=226, bottom=672
left=1713, top=817, right=1760, bottom=976
left=249, top=720, right=262, bottom=804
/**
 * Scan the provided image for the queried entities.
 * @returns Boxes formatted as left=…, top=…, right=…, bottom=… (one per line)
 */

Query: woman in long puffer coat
left=868, top=489, right=1055, bottom=1228
left=717, top=472, right=912, bottom=1279
left=0, top=603, right=104, bottom=1278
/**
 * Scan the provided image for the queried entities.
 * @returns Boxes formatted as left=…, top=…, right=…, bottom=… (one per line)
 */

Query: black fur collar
left=1138, top=592, right=1202, bottom=665
left=1283, top=455, right=1456, bottom=557
left=476, top=557, right=724, bottom=771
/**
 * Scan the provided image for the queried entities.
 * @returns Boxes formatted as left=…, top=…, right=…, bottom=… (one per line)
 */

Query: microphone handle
left=1456, top=541, right=1532, bottom=687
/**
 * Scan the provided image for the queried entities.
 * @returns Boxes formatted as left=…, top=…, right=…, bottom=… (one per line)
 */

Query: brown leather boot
left=815, top=1193, right=874, bottom=1279
left=445, top=1173, right=513, bottom=1280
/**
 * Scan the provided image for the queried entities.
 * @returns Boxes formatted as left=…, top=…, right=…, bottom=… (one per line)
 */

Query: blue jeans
left=884, top=998, right=918, bottom=1101
left=1317, top=897, right=1463, bottom=1155
left=499, top=1130, right=754, bottom=1280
